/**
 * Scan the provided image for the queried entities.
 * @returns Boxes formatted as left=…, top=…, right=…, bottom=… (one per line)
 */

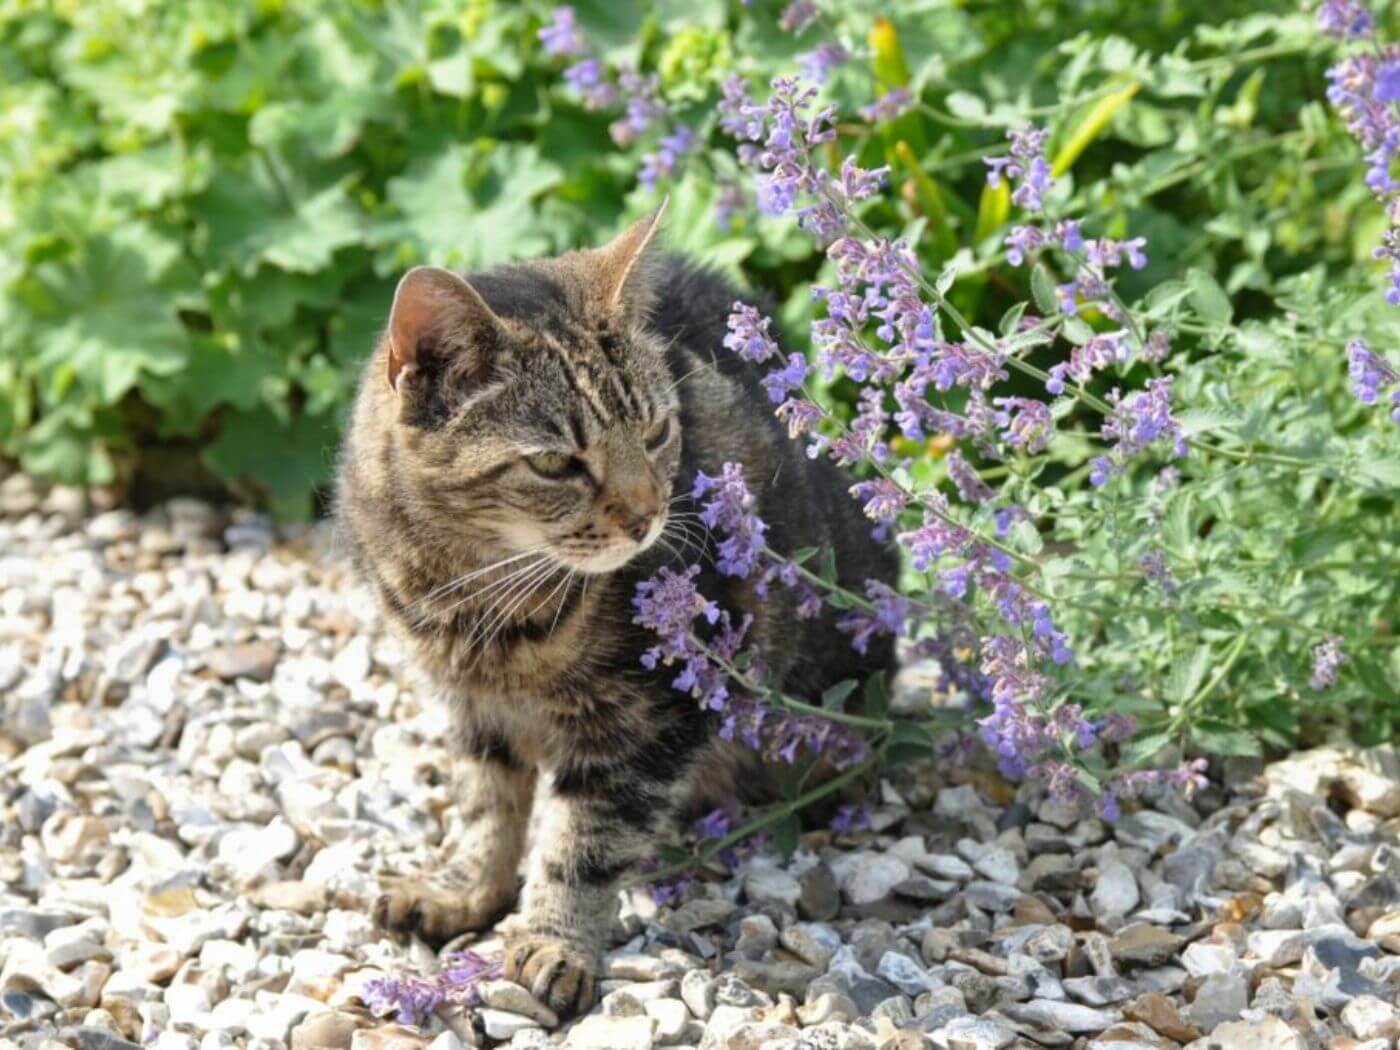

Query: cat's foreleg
left=376, top=724, right=535, bottom=944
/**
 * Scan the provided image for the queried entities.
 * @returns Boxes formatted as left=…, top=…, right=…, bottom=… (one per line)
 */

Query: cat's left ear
left=593, top=198, right=668, bottom=324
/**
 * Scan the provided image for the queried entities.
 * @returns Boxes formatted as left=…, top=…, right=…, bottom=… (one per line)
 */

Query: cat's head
left=375, top=205, right=680, bottom=575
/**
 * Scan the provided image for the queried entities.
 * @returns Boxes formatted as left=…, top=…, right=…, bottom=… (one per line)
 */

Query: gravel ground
left=2, top=472, right=1399, bottom=1050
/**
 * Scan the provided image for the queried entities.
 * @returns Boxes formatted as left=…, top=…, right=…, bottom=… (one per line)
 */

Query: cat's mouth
left=556, top=512, right=667, bottom=574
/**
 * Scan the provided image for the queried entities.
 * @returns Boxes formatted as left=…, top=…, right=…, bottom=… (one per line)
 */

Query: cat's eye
left=644, top=417, right=673, bottom=452
left=524, top=451, right=583, bottom=479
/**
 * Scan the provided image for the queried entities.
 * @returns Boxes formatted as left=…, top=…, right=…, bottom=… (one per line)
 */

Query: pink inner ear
left=386, top=267, right=499, bottom=390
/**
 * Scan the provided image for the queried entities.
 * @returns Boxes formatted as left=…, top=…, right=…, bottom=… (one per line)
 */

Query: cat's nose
left=601, top=494, right=659, bottom=542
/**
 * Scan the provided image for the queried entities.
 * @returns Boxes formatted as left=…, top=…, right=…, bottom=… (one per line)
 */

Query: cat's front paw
left=503, top=934, right=598, bottom=1018
left=374, top=874, right=512, bottom=946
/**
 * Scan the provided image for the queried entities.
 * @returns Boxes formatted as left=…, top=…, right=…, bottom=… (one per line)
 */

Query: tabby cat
left=336, top=206, right=895, bottom=1017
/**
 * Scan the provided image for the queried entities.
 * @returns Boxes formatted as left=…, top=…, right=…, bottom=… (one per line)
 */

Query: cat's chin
left=561, top=543, right=651, bottom=576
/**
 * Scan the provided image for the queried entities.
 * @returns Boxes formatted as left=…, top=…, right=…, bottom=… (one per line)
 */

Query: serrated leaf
left=1031, top=263, right=1059, bottom=315
left=822, top=680, right=859, bottom=711
left=1186, top=268, right=1233, bottom=325
left=1168, top=644, right=1212, bottom=704
left=1121, top=731, right=1172, bottom=767
left=883, top=719, right=934, bottom=766
left=1191, top=719, right=1262, bottom=757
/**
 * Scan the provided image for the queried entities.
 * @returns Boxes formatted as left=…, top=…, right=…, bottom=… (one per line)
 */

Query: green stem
left=630, top=752, right=881, bottom=886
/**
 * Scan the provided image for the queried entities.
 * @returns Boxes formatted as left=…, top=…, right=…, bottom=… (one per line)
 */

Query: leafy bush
left=0, top=0, right=1386, bottom=516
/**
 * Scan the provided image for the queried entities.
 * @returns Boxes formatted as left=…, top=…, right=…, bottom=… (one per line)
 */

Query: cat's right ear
left=386, top=266, right=501, bottom=392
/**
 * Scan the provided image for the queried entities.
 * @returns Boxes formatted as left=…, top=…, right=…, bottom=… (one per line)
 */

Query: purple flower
left=831, top=801, right=870, bottom=832
left=538, top=6, right=586, bottom=56
left=1094, top=378, right=1187, bottom=484
left=779, top=0, right=820, bottom=33
left=693, top=805, right=739, bottom=840
left=1139, top=549, right=1175, bottom=595
left=1310, top=636, right=1346, bottom=689
left=859, top=89, right=914, bottom=124
left=946, top=450, right=993, bottom=503
left=1347, top=338, right=1399, bottom=405
left=563, top=58, right=618, bottom=109
left=694, top=463, right=768, bottom=577
left=725, top=302, right=780, bottom=362
left=714, top=184, right=745, bottom=230
left=610, top=69, right=667, bottom=147
left=1318, top=0, right=1374, bottom=38
left=1005, top=225, right=1046, bottom=266
left=639, top=125, right=694, bottom=190
left=837, top=580, right=917, bottom=654
left=361, top=950, right=499, bottom=1026
left=850, top=478, right=908, bottom=524
left=761, top=353, right=810, bottom=405
left=993, top=397, right=1053, bottom=454
left=984, top=125, right=1054, bottom=212
left=797, top=42, right=848, bottom=85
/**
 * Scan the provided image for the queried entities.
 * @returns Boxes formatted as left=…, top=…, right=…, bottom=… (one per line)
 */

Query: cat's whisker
left=465, top=570, right=558, bottom=672
left=410, top=545, right=550, bottom=611
left=425, top=555, right=551, bottom=629
left=463, top=559, right=560, bottom=660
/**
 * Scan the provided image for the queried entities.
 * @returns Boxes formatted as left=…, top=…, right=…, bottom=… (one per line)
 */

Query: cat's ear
left=592, top=198, right=668, bottom=323
left=386, top=266, right=501, bottom=392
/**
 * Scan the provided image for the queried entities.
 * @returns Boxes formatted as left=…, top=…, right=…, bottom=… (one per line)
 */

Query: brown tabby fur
left=335, top=209, right=895, bottom=1017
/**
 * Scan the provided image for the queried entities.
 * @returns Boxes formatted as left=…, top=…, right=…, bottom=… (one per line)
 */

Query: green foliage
left=0, top=0, right=1381, bottom=520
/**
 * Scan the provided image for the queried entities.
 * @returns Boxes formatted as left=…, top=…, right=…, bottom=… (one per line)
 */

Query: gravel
left=1, top=477, right=1398, bottom=1049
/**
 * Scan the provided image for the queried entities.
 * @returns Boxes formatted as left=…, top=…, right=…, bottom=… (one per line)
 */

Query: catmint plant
left=537, top=2, right=1399, bottom=897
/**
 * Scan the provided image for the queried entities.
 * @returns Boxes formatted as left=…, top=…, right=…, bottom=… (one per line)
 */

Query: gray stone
left=1090, top=862, right=1139, bottom=918
left=1185, top=971, right=1248, bottom=1031
left=1061, top=976, right=1136, bottom=1006
left=1004, top=998, right=1121, bottom=1033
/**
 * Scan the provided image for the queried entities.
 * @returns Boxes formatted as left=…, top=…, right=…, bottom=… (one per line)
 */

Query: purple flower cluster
left=860, top=89, right=914, bottom=124
left=640, top=125, right=695, bottom=192
left=540, top=8, right=694, bottom=185
left=1347, top=339, right=1400, bottom=421
left=1321, top=9, right=1400, bottom=306
left=831, top=801, right=871, bottom=832
left=1091, top=378, right=1187, bottom=486
left=797, top=42, right=849, bottom=85
left=537, top=6, right=585, bottom=57
left=837, top=580, right=918, bottom=654
left=1319, top=0, right=1375, bottom=37
left=694, top=464, right=768, bottom=577
left=976, top=637, right=1118, bottom=778
left=634, top=462, right=872, bottom=770
left=719, top=693, right=868, bottom=769
left=1310, top=635, right=1346, bottom=689
left=361, top=950, right=498, bottom=1026
left=718, top=75, right=888, bottom=241
left=778, top=0, right=820, bottom=33
left=984, top=126, right=1054, bottom=212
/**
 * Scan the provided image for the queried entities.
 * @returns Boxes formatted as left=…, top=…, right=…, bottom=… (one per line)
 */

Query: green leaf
left=1168, top=644, right=1213, bottom=704
left=1031, top=263, right=1059, bottom=315
left=202, top=406, right=337, bottom=520
left=1191, top=719, right=1262, bottom=757
left=1121, top=731, right=1172, bottom=768
left=380, top=142, right=561, bottom=271
left=821, top=680, right=859, bottom=711
left=883, top=719, right=934, bottom=767
left=1186, top=268, right=1233, bottom=325
left=770, top=812, right=802, bottom=860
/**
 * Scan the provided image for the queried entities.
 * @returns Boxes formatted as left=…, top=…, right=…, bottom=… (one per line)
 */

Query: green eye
left=525, top=451, right=581, bottom=479
left=645, top=417, right=673, bottom=451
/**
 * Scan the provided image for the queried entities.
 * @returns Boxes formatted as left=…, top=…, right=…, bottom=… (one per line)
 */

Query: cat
left=335, top=205, right=896, bottom=1017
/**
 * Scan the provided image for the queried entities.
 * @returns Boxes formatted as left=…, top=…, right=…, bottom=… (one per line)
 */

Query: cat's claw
left=504, top=935, right=598, bottom=1018
left=374, top=875, right=509, bottom=946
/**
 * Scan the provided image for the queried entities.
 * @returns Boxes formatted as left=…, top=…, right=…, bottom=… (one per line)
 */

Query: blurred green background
left=0, top=0, right=1375, bottom=517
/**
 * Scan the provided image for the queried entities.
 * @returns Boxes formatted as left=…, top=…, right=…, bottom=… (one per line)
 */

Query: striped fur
left=336, top=220, right=896, bottom=1016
